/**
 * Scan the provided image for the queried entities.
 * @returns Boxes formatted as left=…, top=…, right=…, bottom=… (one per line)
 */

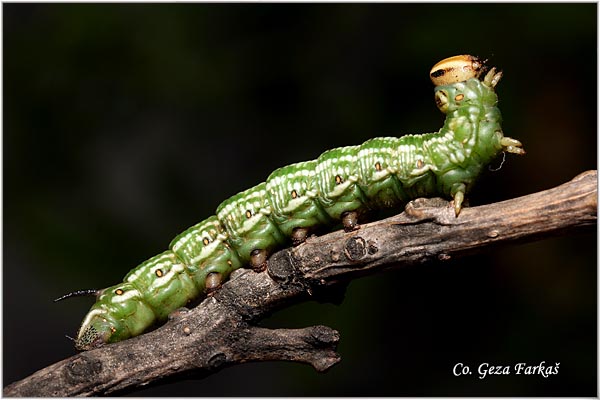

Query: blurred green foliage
left=4, top=3, right=596, bottom=396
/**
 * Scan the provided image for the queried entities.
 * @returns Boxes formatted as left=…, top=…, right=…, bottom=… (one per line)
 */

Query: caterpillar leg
left=250, top=249, right=268, bottom=272
left=291, top=227, right=310, bottom=246
left=205, top=272, right=223, bottom=293
left=483, top=67, right=503, bottom=88
left=500, top=136, right=526, bottom=155
left=168, top=307, right=190, bottom=320
left=341, top=211, right=360, bottom=232
left=452, top=183, right=466, bottom=217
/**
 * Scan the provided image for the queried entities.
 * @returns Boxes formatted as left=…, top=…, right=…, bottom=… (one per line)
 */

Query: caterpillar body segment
left=69, top=55, right=524, bottom=350
left=265, top=160, right=332, bottom=239
left=356, top=137, right=406, bottom=209
left=216, top=182, right=287, bottom=268
left=168, top=216, right=243, bottom=287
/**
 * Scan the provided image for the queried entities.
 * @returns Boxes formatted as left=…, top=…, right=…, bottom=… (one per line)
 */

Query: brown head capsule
left=430, top=55, right=486, bottom=86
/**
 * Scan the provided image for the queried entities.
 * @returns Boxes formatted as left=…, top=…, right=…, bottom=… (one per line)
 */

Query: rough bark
left=4, top=170, right=596, bottom=397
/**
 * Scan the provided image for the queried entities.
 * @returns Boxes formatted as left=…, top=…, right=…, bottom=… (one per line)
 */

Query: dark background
left=4, top=3, right=596, bottom=396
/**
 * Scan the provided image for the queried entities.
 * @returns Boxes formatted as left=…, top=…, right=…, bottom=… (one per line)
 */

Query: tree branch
left=4, top=170, right=596, bottom=397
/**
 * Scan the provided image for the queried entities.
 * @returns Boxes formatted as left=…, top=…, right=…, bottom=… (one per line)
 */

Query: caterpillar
left=58, top=55, right=524, bottom=351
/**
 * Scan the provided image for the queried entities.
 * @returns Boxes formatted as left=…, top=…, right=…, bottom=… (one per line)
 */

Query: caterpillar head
left=429, top=54, right=486, bottom=86
left=74, top=283, right=151, bottom=350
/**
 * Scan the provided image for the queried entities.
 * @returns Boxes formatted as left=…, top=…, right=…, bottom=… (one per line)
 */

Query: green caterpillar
left=59, top=55, right=524, bottom=351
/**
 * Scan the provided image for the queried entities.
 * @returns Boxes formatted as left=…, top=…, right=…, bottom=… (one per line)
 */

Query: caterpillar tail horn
left=54, top=289, right=101, bottom=303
